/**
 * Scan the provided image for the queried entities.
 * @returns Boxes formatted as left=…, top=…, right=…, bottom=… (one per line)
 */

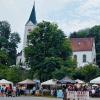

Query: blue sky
left=0, top=0, right=100, bottom=51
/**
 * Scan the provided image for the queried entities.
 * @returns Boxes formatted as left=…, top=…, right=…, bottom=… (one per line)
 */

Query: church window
left=74, top=55, right=77, bottom=62
left=94, top=58, right=96, bottom=63
left=83, top=54, right=86, bottom=62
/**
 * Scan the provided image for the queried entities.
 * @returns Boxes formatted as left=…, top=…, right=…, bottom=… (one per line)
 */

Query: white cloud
left=0, top=0, right=100, bottom=51
left=80, top=0, right=100, bottom=12
left=78, top=0, right=100, bottom=17
left=59, top=19, right=99, bottom=35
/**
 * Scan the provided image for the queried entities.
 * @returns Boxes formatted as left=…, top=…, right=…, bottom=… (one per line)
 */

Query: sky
left=0, top=0, right=100, bottom=52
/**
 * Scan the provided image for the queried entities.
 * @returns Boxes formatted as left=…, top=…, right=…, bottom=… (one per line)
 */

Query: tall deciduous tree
left=25, top=21, right=72, bottom=81
left=8, top=32, right=20, bottom=65
left=0, top=21, right=20, bottom=66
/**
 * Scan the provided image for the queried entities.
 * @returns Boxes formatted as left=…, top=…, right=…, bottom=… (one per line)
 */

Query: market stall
left=41, top=79, right=57, bottom=96
left=18, top=79, right=35, bottom=95
left=90, top=77, right=100, bottom=84
left=0, top=79, right=13, bottom=86
left=57, top=76, right=75, bottom=84
left=75, top=79, right=85, bottom=84
left=41, top=79, right=57, bottom=86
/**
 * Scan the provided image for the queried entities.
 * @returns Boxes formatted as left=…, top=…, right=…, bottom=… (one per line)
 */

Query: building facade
left=16, top=3, right=37, bottom=66
left=16, top=4, right=96, bottom=68
left=71, top=38, right=96, bottom=67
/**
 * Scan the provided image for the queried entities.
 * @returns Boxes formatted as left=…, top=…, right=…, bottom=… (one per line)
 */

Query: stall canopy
left=41, top=79, right=57, bottom=86
left=75, top=79, right=85, bottom=84
left=0, top=79, right=13, bottom=85
left=58, top=76, right=75, bottom=84
left=18, top=79, right=35, bottom=85
left=90, top=77, right=100, bottom=84
left=92, top=84, right=98, bottom=87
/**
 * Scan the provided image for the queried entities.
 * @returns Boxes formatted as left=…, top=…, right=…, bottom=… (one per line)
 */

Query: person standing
left=62, top=85, right=67, bottom=100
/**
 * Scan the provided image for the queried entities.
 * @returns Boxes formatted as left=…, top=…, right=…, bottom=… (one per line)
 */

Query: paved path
left=0, top=96, right=100, bottom=100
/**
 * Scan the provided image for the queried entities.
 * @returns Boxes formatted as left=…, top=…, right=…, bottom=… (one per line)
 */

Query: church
left=71, top=38, right=96, bottom=67
left=16, top=3, right=37, bottom=67
left=16, top=4, right=96, bottom=68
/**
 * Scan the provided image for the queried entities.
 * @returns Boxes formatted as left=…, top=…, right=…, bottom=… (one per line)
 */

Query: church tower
left=22, top=3, right=37, bottom=64
left=23, top=2, right=37, bottom=48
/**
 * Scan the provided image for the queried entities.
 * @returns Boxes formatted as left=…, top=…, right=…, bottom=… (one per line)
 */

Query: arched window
left=83, top=54, right=86, bottom=62
left=74, top=55, right=77, bottom=62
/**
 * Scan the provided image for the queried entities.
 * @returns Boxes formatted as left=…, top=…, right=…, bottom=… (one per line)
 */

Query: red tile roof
left=71, top=38, right=94, bottom=52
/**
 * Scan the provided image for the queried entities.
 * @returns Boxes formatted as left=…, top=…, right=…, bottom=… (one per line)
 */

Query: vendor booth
left=57, top=76, right=75, bottom=84
left=41, top=79, right=57, bottom=86
left=0, top=79, right=13, bottom=86
left=90, top=77, right=100, bottom=84
left=41, top=79, right=57, bottom=96
left=18, top=79, right=35, bottom=85
left=18, top=79, right=35, bottom=95
left=57, top=76, right=76, bottom=98
left=75, top=79, right=85, bottom=84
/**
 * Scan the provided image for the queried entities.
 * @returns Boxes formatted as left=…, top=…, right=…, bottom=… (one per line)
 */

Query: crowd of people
left=90, top=86, right=100, bottom=97
left=0, top=84, right=13, bottom=97
left=0, top=84, right=31, bottom=97
left=62, top=84, right=89, bottom=100
left=0, top=83, right=100, bottom=99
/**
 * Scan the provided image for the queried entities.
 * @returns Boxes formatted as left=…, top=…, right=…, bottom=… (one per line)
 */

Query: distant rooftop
left=71, top=38, right=94, bottom=52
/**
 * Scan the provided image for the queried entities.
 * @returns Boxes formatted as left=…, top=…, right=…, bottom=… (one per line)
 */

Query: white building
left=71, top=38, right=96, bottom=67
left=16, top=51, right=22, bottom=65
left=16, top=3, right=37, bottom=66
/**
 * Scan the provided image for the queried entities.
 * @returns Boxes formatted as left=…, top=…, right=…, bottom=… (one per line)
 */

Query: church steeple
left=26, top=2, right=37, bottom=25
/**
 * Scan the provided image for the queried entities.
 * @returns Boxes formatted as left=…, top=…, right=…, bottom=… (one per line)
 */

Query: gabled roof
left=71, top=38, right=94, bottom=52
left=26, top=2, right=37, bottom=25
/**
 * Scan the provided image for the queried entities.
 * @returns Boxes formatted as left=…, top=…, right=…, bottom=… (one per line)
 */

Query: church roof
left=71, top=38, right=94, bottom=52
left=26, top=3, right=37, bottom=25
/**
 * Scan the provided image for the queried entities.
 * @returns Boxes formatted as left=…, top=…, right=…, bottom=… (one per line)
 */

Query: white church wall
left=73, top=51, right=94, bottom=67
left=23, top=21, right=36, bottom=48
left=16, top=55, right=22, bottom=65
left=22, top=21, right=36, bottom=63
left=92, top=42, right=96, bottom=63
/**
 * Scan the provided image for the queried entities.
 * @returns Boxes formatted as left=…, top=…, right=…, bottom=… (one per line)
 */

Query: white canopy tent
left=0, top=79, right=13, bottom=86
left=90, top=77, right=100, bottom=84
left=75, top=79, right=85, bottom=84
left=18, top=79, right=35, bottom=85
left=41, top=79, right=57, bottom=86
left=92, top=84, right=98, bottom=87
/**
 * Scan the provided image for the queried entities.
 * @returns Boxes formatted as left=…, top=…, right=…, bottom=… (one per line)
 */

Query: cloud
left=0, top=0, right=100, bottom=51
left=80, top=0, right=100, bottom=12
left=59, top=19, right=99, bottom=36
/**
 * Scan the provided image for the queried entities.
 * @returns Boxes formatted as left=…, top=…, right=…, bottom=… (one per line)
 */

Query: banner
left=67, top=91, right=89, bottom=100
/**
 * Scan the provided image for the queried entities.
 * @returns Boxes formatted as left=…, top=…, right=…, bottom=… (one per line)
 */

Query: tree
left=0, top=50, right=8, bottom=65
left=0, top=65, right=29, bottom=83
left=9, top=32, right=20, bottom=46
left=70, top=28, right=89, bottom=38
left=25, top=21, right=72, bottom=81
left=0, top=21, right=20, bottom=66
left=72, top=64, right=100, bottom=82
left=8, top=32, right=20, bottom=65
left=88, top=26, right=100, bottom=67
left=52, top=58, right=76, bottom=80
left=0, top=21, right=11, bottom=39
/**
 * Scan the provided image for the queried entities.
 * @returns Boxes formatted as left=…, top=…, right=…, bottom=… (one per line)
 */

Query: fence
left=67, top=91, right=89, bottom=100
